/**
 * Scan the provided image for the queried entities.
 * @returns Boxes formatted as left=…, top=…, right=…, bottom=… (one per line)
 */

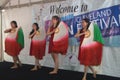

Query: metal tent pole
left=0, top=10, right=3, bottom=62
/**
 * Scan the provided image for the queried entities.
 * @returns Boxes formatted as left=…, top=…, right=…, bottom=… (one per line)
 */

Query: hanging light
left=1, top=9, right=5, bottom=12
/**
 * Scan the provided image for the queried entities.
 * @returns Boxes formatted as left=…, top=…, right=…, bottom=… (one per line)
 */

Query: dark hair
left=82, top=18, right=91, bottom=30
left=11, top=21, right=18, bottom=28
left=52, top=15, right=61, bottom=28
left=30, top=23, right=39, bottom=35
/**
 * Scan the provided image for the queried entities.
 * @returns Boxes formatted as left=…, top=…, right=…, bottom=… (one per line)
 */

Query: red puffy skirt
left=30, top=40, right=46, bottom=59
left=48, top=35, right=68, bottom=55
left=78, top=42, right=103, bottom=66
left=5, top=38, right=22, bottom=56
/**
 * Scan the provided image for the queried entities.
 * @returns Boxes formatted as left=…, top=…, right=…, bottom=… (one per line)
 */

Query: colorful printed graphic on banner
left=62, top=4, right=120, bottom=47
left=62, top=4, right=120, bottom=38
left=33, top=2, right=120, bottom=47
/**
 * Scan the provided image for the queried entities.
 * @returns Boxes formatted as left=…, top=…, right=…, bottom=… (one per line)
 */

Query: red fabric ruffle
left=78, top=42, right=103, bottom=66
left=30, top=40, right=46, bottom=59
left=49, top=35, right=68, bottom=55
left=5, top=38, right=22, bottom=56
left=48, top=26, right=68, bottom=55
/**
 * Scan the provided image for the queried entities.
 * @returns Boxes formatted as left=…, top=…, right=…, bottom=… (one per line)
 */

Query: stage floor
left=0, top=62, right=119, bottom=80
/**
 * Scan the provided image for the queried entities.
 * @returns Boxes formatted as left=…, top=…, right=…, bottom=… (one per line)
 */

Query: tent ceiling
left=0, top=0, right=9, bottom=9
left=0, top=0, right=66, bottom=9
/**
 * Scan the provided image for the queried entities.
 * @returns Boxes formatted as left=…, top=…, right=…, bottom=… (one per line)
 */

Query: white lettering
left=110, top=16, right=119, bottom=27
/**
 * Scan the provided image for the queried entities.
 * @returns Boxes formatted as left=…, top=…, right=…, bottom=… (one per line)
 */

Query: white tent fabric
left=1, top=0, right=120, bottom=78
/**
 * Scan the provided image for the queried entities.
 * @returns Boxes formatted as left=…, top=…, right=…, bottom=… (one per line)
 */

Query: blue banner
left=62, top=4, right=120, bottom=47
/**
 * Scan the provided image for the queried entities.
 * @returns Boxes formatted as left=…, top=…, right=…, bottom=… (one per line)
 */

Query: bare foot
left=82, top=77, right=86, bottom=80
left=93, top=71, right=97, bottom=78
left=18, top=62, right=22, bottom=67
left=49, top=70, right=58, bottom=74
left=30, top=66, right=38, bottom=71
left=10, top=65, right=18, bottom=69
left=37, top=64, right=41, bottom=69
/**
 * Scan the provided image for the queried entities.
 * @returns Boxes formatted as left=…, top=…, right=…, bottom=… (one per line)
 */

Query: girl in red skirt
left=75, top=18, right=104, bottom=80
left=4, top=21, right=24, bottom=69
left=29, top=23, right=46, bottom=71
left=47, top=16, right=68, bottom=74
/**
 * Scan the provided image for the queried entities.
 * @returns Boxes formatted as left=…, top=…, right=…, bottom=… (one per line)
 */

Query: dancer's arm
left=47, top=27, right=56, bottom=35
left=29, top=31, right=36, bottom=38
left=74, top=30, right=85, bottom=38
left=4, top=29, right=12, bottom=33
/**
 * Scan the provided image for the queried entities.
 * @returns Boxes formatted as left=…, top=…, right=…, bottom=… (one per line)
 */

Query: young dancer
left=4, top=21, right=24, bottom=69
left=75, top=18, right=104, bottom=80
left=29, top=23, right=46, bottom=71
left=47, top=16, right=68, bottom=74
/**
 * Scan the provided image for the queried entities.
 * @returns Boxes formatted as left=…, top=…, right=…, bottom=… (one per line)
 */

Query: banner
left=32, top=0, right=120, bottom=47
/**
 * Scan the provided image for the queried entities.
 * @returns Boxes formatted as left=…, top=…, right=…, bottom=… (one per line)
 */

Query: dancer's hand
left=29, top=31, right=37, bottom=38
left=47, top=28, right=56, bottom=35
left=74, top=34, right=79, bottom=38
left=4, top=29, right=12, bottom=33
